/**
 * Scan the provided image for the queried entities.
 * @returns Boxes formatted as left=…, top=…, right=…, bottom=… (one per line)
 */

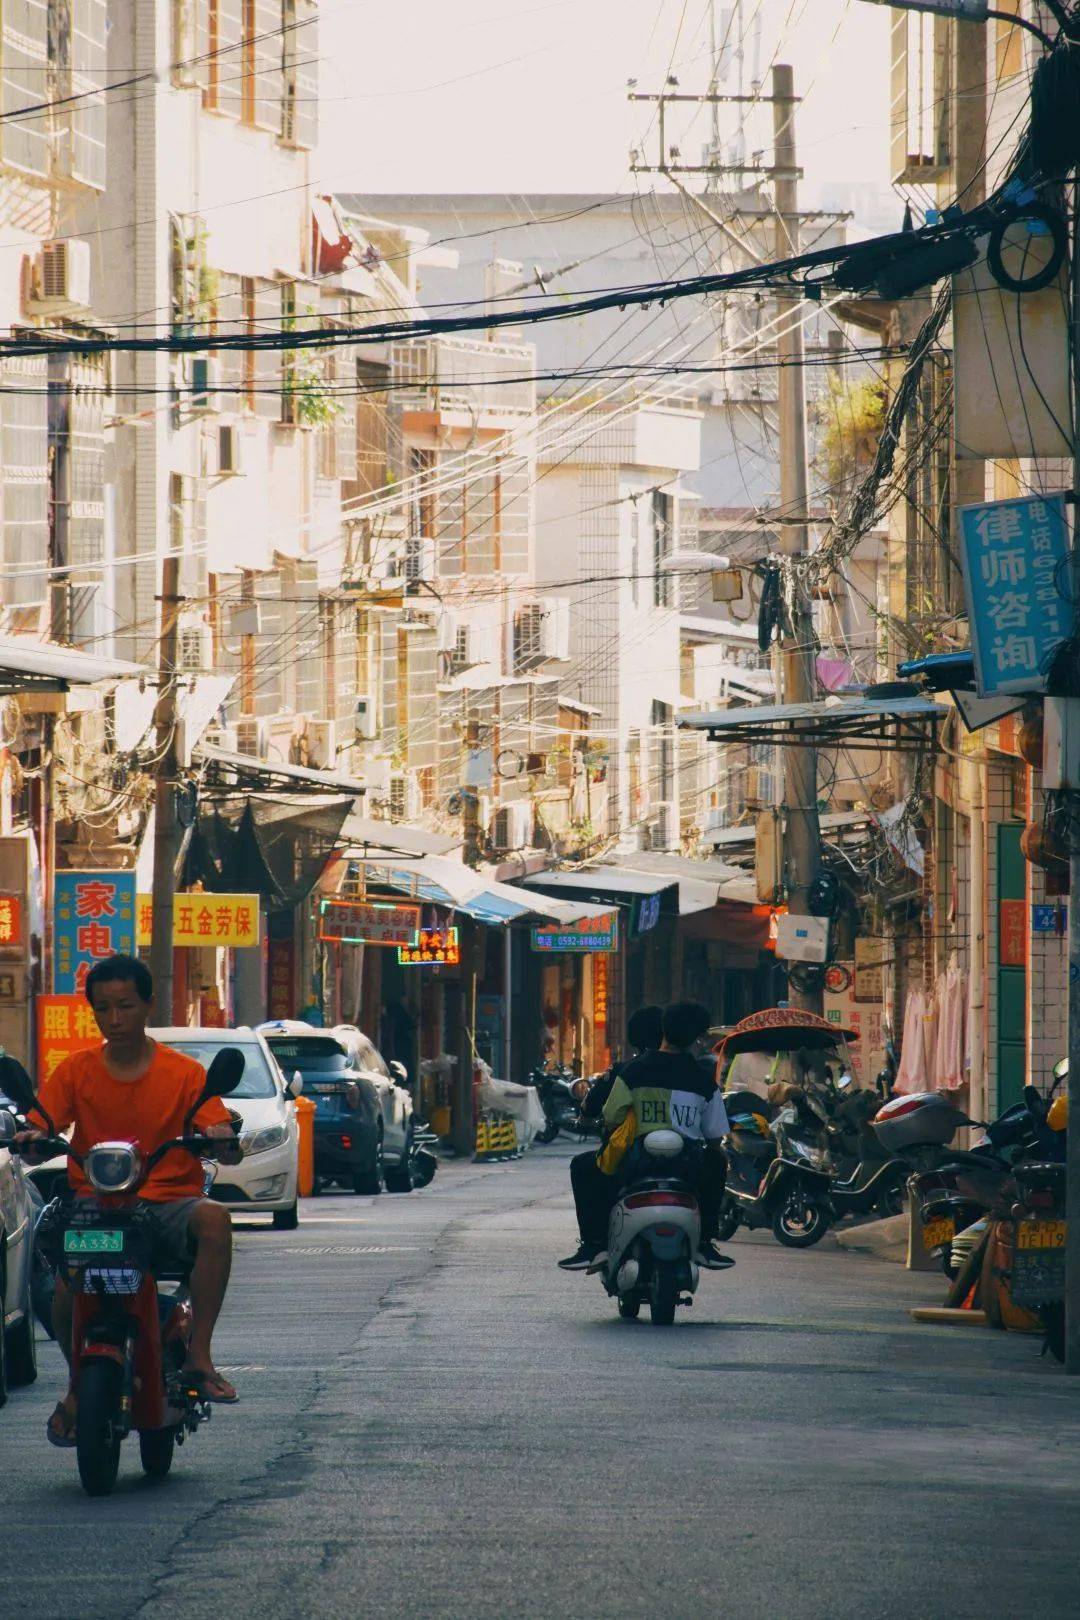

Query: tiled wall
left=1027, top=776, right=1069, bottom=1090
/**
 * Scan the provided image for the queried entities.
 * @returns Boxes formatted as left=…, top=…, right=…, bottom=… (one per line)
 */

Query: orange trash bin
left=294, top=1092, right=316, bottom=1197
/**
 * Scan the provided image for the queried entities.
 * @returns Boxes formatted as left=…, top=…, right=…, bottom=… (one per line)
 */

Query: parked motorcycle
left=529, top=1064, right=580, bottom=1143
left=0, top=1049, right=245, bottom=1498
left=718, top=1090, right=835, bottom=1248
left=389, top=1061, right=439, bottom=1188
left=815, top=1073, right=909, bottom=1221
left=1010, top=1158, right=1066, bottom=1362
left=593, top=1129, right=712, bottom=1325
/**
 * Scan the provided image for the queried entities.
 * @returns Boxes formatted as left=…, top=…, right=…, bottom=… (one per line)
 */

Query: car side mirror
left=0, top=1108, right=16, bottom=1144
left=287, top=1070, right=304, bottom=1099
left=185, top=1047, right=245, bottom=1128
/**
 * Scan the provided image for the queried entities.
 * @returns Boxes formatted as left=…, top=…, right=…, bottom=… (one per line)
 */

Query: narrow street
left=3, top=1149, right=1078, bottom=1620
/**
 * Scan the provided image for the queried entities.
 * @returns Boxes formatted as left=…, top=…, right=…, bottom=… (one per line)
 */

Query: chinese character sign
left=267, top=935, right=295, bottom=1017
left=37, top=993, right=101, bottom=1083
left=173, top=894, right=260, bottom=949
left=319, top=900, right=421, bottom=947
left=397, top=927, right=461, bottom=967
left=531, top=914, right=619, bottom=953
left=53, top=871, right=136, bottom=993
left=0, top=892, right=22, bottom=950
left=136, top=894, right=152, bottom=949
left=959, top=492, right=1073, bottom=696
left=593, top=953, right=609, bottom=1028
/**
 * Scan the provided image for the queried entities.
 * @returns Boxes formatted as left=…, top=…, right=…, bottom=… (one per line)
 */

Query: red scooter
left=0, top=1050, right=244, bottom=1497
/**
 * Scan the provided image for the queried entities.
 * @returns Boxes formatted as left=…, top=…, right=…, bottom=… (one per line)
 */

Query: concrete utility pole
left=1066, top=169, right=1080, bottom=1376
left=149, top=553, right=181, bottom=1020
left=772, top=62, right=823, bottom=1013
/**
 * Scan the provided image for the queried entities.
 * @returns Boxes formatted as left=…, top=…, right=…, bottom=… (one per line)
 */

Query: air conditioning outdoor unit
left=491, top=799, right=533, bottom=852
left=388, top=771, right=421, bottom=822
left=539, top=597, right=571, bottom=661
left=361, top=757, right=393, bottom=798
left=218, top=423, right=243, bottom=475
left=28, top=240, right=92, bottom=315
left=403, top=536, right=437, bottom=584
left=235, top=717, right=270, bottom=758
left=354, top=694, right=377, bottom=741
left=303, top=719, right=338, bottom=770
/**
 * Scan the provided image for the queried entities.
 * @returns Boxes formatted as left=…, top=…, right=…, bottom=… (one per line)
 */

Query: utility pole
left=772, top=62, right=822, bottom=1013
left=149, top=554, right=181, bottom=1020
left=1065, top=167, right=1080, bottom=1376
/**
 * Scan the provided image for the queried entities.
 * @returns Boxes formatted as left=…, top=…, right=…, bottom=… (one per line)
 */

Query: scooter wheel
left=618, top=1298, right=641, bottom=1320
left=76, top=1360, right=123, bottom=1497
left=772, top=1196, right=830, bottom=1249
left=139, top=1426, right=176, bottom=1478
left=535, top=1123, right=560, bottom=1144
left=649, top=1267, right=679, bottom=1326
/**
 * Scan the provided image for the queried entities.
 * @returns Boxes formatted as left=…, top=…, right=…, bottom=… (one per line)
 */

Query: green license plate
left=64, top=1229, right=124, bottom=1256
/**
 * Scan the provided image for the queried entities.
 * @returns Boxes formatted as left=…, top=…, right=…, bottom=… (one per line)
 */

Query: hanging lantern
left=1016, top=713, right=1044, bottom=767
left=1020, top=819, right=1068, bottom=871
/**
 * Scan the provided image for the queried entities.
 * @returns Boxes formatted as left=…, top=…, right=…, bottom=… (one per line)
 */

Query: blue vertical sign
left=53, top=871, right=137, bottom=994
left=958, top=492, right=1073, bottom=697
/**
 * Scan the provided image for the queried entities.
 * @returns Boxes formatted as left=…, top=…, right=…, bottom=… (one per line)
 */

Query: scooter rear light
left=653, top=1225, right=679, bottom=1237
left=340, top=1134, right=353, bottom=1150
left=623, top=1191, right=696, bottom=1211
left=1026, top=1188, right=1055, bottom=1210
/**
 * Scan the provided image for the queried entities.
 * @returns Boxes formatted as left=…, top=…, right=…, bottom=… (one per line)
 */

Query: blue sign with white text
left=959, top=492, right=1073, bottom=697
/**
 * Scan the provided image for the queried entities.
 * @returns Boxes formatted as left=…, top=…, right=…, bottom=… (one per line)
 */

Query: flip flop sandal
left=46, top=1401, right=77, bottom=1448
left=183, top=1370, right=239, bottom=1405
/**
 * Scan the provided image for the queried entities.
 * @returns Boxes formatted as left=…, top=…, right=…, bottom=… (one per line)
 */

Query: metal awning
left=0, top=635, right=146, bottom=693
left=606, top=851, right=757, bottom=913
left=196, top=743, right=373, bottom=796
left=517, top=864, right=680, bottom=919
left=678, top=696, right=948, bottom=751
left=703, top=810, right=870, bottom=850
left=350, top=853, right=610, bottom=927
left=338, top=813, right=460, bottom=861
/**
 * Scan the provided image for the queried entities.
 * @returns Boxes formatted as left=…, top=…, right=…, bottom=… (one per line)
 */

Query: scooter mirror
left=185, top=1047, right=246, bottom=1128
left=0, top=1052, right=37, bottom=1116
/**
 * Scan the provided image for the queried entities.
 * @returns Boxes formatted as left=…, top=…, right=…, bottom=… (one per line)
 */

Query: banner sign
left=0, top=892, right=22, bottom=950
left=37, top=993, right=101, bottom=1082
left=398, top=927, right=460, bottom=967
left=136, top=894, right=152, bottom=949
left=319, top=898, right=421, bottom=947
left=173, top=894, right=259, bottom=948
left=54, top=871, right=136, bottom=993
left=593, top=953, right=609, bottom=1027
left=632, top=892, right=663, bottom=936
left=267, top=936, right=296, bottom=1017
left=531, top=913, right=619, bottom=954
left=959, top=492, right=1072, bottom=696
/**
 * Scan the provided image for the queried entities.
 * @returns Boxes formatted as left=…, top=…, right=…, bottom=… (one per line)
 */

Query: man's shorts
left=71, top=1195, right=210, bottom=1265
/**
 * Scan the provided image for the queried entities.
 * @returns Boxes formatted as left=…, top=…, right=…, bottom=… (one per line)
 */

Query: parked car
left=259, top=1022, right=415, bottom=1194
left=0, top=1100, right=38, bottom=1401
left=157, top=1027, right=301, bottom=1229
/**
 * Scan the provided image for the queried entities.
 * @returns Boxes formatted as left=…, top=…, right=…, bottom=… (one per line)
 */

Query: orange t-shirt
left=33, top=1042, right=229, bottom=1202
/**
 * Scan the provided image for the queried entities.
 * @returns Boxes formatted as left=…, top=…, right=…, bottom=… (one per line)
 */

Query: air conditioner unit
left=491, top=799, right=533, bottom=852
left=403, top=536, right=436, bottom=584
left=218, top=423, right=243, bottom=476
left=206, top=725, right=239, bottom=754
left=28, top=240, right=92, bottom=315
left=361, top=757, right=393, bottom=798
left=304, top=719, right=338, bottom=770
left=388, top=771, right=421, bottom=822
left=177, top=626, right=207, bottom=673
left=353, top=694, right=377, bottom=741
left=235, top=717, right=270, bottom=758
left=190, top=355, right=219, bottom=414
left=539, top=597, right=571, bottom=661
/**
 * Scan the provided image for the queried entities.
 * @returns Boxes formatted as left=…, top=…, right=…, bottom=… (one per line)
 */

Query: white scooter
left=592, top=1129, right=704, bottom=1325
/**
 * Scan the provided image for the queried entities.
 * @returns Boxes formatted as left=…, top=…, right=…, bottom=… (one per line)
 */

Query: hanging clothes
left=933, top=965, right=967, bottom=1091
left=894, top=987, right=937, bottom=1094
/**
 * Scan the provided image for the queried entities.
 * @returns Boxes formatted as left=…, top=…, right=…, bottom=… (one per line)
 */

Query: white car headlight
left=243, top=1123, right=289, bottom=1155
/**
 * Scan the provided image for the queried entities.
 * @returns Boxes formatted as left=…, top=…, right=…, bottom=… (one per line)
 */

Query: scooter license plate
left=1016, top=1218, right=1066, bottom=1251
left=922, top=1216, right=954, bottom=1252
left=64, top=1228, right=124, bottom=1255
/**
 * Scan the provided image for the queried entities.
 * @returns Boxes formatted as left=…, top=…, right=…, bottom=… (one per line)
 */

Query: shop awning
left=350, top=853, right=610, bottom=927
left=0, top=635, right=146, bottom=693
left=197, top=743, right=374, bottom=796
left=678, top=695, right=948, bottom=751
left=703, top=810, right=869, bottom=850
left=606, top=851, right=757, bottom=914
left=338, top=813, right=461, bottom=860
left=516, top=864, right=680, bottom=928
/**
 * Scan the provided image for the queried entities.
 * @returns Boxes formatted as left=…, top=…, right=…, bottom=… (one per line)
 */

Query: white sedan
left=156, top=1027, right=301, bottom=1230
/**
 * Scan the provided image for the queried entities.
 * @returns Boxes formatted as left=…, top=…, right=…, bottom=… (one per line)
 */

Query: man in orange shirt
left=21, top=954, right=240, bottom=1446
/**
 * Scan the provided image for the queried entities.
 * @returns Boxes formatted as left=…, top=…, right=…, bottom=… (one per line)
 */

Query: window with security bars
left=1, top=352, right=49, bottom=611
left=652, top=491, right=673, bottom=607
left=1, top=0, right=105, bottom=186
left=890, top=8, right=951, bottom=182
left=398, top=626, right=438, bottom=771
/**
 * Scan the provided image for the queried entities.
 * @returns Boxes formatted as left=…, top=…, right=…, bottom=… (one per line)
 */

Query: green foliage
left=816, top=376, right=887, bottom=493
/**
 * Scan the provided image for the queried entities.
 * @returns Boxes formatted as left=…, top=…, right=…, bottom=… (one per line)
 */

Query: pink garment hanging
left=895, top=987, right=936, bottom=1094
left=932, top=967, right=967, bottom=1091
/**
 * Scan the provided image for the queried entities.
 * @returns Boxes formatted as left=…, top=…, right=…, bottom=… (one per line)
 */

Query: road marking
left=279, top=1244, right=422, bottom=1255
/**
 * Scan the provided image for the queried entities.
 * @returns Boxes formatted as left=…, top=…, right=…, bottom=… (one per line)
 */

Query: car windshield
left=263, top=1037, right=348, bottom=1075
left=166, top=1039, right=278, bottom=1099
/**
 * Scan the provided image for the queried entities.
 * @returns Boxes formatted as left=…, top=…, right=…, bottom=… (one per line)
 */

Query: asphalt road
left=3, top=1144, right=1079, bottom=1620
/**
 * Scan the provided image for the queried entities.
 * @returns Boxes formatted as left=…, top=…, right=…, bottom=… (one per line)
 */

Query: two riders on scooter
left=16, top=953, right=241, bottom=1447
left=559, top=1000, right=731, bottom=1271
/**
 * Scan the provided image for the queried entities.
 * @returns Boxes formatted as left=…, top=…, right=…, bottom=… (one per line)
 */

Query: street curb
left=834, top=1212, right=908, bottom=1264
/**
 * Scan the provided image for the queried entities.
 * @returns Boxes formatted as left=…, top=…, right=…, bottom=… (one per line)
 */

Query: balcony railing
left=391, top=335, right=536, bottom=422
